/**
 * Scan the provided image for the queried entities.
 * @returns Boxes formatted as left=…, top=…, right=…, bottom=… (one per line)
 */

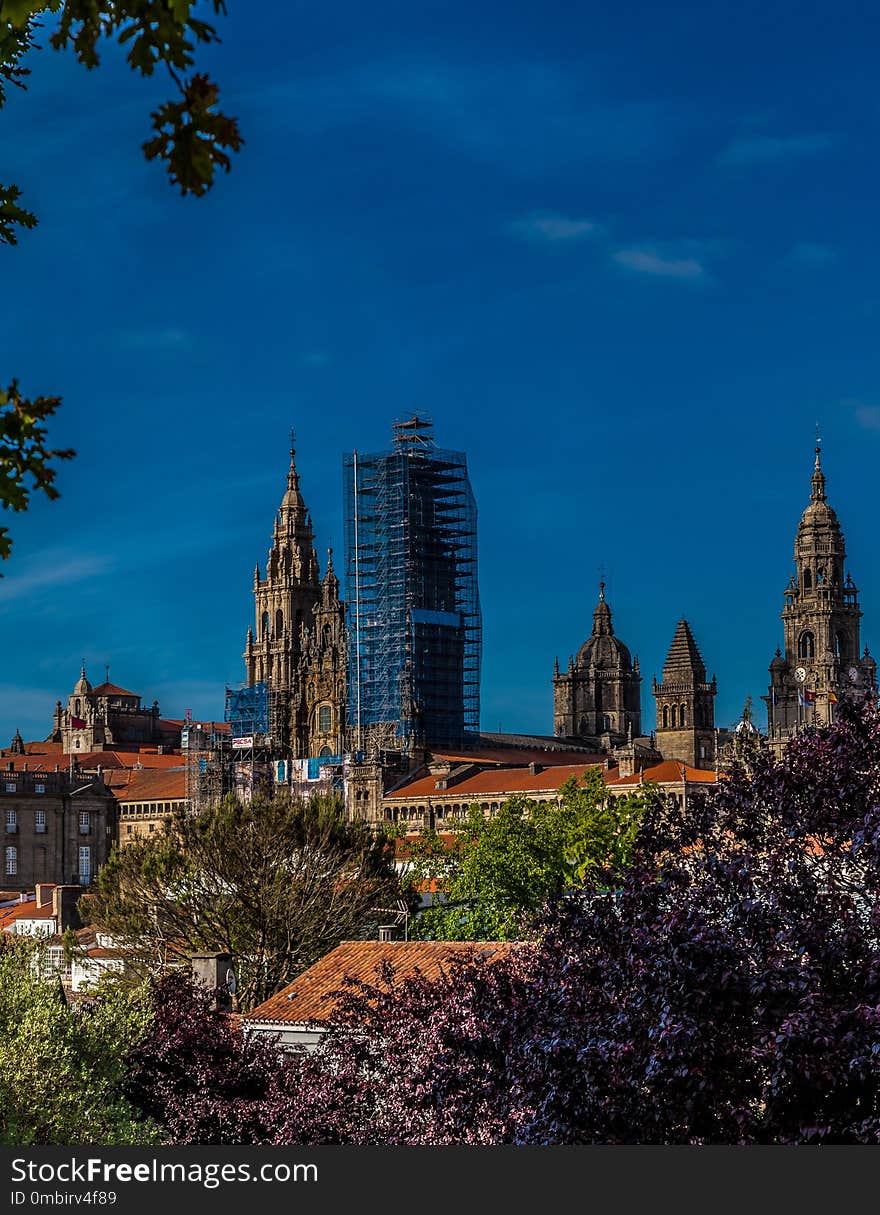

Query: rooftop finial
left=598, top=580, right=606, bottom=602
left=811, top=429, right=826, bottom=501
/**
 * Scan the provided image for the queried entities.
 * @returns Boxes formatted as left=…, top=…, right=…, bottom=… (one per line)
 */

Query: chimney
left=528, top=761, right=542, bottom=775
left=190, top=952, right=235, bottom=1012
left=51, top=885, right=83, bottom=932
left=35, top=883, right=55, bottom=909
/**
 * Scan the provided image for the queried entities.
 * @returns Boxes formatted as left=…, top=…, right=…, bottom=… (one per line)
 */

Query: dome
left=770, top=649, right=786, bottom=672
left=575, top=584, right=634, bottom=672
left=576, top=633, right=633, bottom=670
left=799, top=498, right=839, bottom=528
left=74, top=665, right=92, bottom=695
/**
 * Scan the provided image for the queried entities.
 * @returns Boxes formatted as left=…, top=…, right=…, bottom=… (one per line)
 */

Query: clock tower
left=764, top=442, right=877, bottom=747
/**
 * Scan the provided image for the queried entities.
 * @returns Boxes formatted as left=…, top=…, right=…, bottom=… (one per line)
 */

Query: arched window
left=74, top=698, right=81, bottom=717
left=318, top=705, right=332, bottom=733
left=835, top=631, right=850, bottom=659
left=275, top=608, right=284, bottom=636
left=579, top=716, right=589, bottom=736
left=671, top=705, right=678, bottom=728
left=662, top=705, right=669, bottom=729
left=798, top=631, right=815, bottom=659
left=680, top=704, right=687, bottom=727
left=261, top=611, right=270, bottom=638
left=802, top=568, right=812, bottom=593
left=319, top=745, right=332, bottom=758
left=322, top=625, right=332, bottom=649
left=601, top=714, right=612, bottom=732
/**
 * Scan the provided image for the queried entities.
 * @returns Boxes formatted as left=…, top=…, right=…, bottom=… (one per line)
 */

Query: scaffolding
left=343, top=416, right=481, bottom=751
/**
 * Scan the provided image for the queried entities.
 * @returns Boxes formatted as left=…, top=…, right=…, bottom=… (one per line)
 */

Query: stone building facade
left=50, top=668, right=180, bottom=754
left=763, top=444, right=877, bottom=744
left=653, top=619, right=717, bottom=769
left=243, top=442, right=347, bottom=759
left=552, top=584, right=642, bottom=747
left=0, top=765, right=116, bottom=891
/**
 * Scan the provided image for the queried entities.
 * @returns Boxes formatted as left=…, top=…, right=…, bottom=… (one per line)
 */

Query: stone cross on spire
left=811, top=428, right=826, bottom=502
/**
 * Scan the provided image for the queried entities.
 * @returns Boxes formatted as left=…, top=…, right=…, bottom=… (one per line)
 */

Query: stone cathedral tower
left=763, top=443, right=877, bottom=746
left=244, top=441, right=320, bottom=691
left=243, top=440, right=347, bottom=758
left=653, top=619, right=717, bottom=769
left=553, top=584, right=642, bottom=745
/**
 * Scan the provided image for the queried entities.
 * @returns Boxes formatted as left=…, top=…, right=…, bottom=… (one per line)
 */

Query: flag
left=771, top=690, right=779, bottom=705
left=70, top=716, right=86, bottom=728
left=828, top=691, right=838, bottom=704
left=804, top=689, right=817, bottom=703
left=797, top=690, right=805, bottom=707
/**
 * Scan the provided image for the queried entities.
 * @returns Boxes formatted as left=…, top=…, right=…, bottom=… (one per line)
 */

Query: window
left=798, top=631, right=816, bottom=659
left=802, top=568, right=812, bottom=593
left=261, top=611, right=270, bottom=637
left=5, top=808, right=16, bottom=832
left=79, top=810, right=90, bottom=835
left=680, top=704, right=688, bottom=727
left=662, top=705, right=669, bottom=729
left=34, top=783, right=45, bottom=794
left=78, top=846, right=92, bottom=884
left=35, top=810, right=46, bottom=834
left=318, top=705, right=332, bottom=733
left=4, top=845, right=16, bottom=875
left=275, top=608, right=284, bottom=636
left=5, top=783, right=15, bottom=796
left=125, top=825, right=132, bottom=835
left=671, top=705, right=678, bottom=728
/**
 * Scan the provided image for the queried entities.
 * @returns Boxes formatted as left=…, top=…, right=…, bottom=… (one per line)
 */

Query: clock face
left=849, top=666, right=860, bottom=682
left=795, top=667, right=807, bottom=683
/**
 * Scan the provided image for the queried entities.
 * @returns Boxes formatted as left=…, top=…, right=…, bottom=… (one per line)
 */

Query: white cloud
left=0, top=553, right=111, bottom=607
left=613, top=247, right=705, bottom=280
left=718, top=132, right=834, bottom=168
left=510, top=214, right=596, bottom=243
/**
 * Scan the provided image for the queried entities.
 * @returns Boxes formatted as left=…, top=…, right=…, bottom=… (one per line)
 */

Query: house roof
left=245, top=940, right=518, bottom=1024
left=0, top=898, right=56, bottom=929
left=386, top=763, right=602, bottom=801
left=605, top=759, right=719, bottom=787
left=106, top=767, right=186, bottom=803
left=92, top=682, right=140, bottom=699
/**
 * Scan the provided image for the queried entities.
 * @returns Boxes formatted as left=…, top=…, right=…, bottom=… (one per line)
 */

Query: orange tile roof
left=0, top=898, right=56, bottom=928
left=605, top=759, right=719, bottom=787
left=432, top=747, right=604, bottom=767
left=245, top=940, right=518, bottom=1024
left=106, top=767, right=186, bottom=803
left=386, top=763, right=603, bottom=801
left=92, top=682, right=140, bottom=698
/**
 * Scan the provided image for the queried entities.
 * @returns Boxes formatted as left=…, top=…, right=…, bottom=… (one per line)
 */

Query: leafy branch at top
left=0, top=380, right=75, bottom=561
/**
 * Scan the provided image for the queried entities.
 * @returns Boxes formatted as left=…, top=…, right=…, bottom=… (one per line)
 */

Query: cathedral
left=763, top=443, right=877, bottom=745
left=243, top=441, right=347, bottom=759
left=552, top=584, right=642, bottom=747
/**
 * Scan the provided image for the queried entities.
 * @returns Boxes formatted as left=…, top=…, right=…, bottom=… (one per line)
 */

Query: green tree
left=0, top=937, right=161, bottom=1144
left=81, top=792, right=401, bottom=1010
left=1, top=2, right=242, bottom=560
left=405, top=770, right=649, bottom=941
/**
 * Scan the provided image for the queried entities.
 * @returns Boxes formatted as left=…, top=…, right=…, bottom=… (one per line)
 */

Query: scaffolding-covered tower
left=344, top=416, right=481, bottom=751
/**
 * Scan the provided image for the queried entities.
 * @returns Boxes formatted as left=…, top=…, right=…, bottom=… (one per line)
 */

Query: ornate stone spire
left=281, top=435, right=305, bottom=516
left=811, top=437, right=826, bottom=503
left=592, top=581, right=613, bottom=637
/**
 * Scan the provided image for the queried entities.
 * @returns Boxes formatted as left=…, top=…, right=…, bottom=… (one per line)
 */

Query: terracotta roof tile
left=245, top=940, right=518, bottom=1024
left=106, top=767, right=186, bottom=802
left=92, top=682, right=140, bottom=698
left=386, top=763, right=603, bottom=801
left=605, top=759, right=719, bottom=786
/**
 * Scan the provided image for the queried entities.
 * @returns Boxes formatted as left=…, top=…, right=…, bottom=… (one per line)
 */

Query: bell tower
left=653, top=619, right=717, bottom=769
left=764, top=442, right=877, bottom=744
left=244, top=438, right=321, bottom=694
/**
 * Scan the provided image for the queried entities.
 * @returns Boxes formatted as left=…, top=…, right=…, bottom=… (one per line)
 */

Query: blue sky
left=2, top=0, right=880, bottom=745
